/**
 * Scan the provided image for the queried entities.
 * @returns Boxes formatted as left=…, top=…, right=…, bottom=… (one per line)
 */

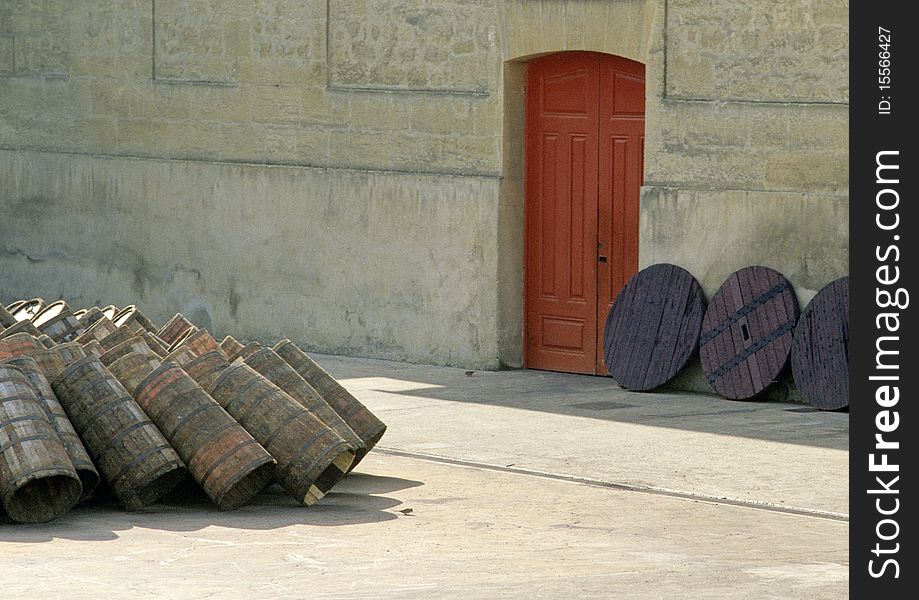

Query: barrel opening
left=348, top=426, right=386, bottom=473
left=303, top=449, right=355, bottom=506
left=5, top=473, right=82, bottom=523
left=363, top=425, right=387, bottom=455
left=215, top=460, right=276, bottom=511
left=75, top=468, right=101, bottom=499
left=131, top=465, right=188, bottom=510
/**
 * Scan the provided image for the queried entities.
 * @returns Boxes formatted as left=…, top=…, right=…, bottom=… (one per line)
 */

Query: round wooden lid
left=31, top=299, right=70, bottom=327
left=11, top=298, right=45, bottom=322
left=791, top=277, right=849, bottom=410
left=603, top=263, right=704, bottom=391
left=113, top=305, right=136, bottom=326
left=699, top=266, right=799, bottom=400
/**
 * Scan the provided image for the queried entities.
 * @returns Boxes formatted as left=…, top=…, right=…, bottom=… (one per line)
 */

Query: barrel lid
left=101, top=305, right=119, bottom=320
left=32, top=300, right=71, bottom=328
left=167, top=325, right=199, bottom=352
left=699, top=266, right=799, bottom=400
left=112, top=305, right=137, bottom=327
left=603, top=263, right=705, bottom=391
left=5, top=300, right=26, bottom=313
left=791, top=277, right=849, bottom=410
left=11, top=298, right=45, bottom=322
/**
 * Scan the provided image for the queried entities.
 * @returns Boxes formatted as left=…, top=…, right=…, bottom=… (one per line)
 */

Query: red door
left=525, top=52, right=645, bottom=375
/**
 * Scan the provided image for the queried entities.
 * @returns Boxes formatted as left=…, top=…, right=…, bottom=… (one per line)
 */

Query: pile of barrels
left=603, top=265, right=849, bottom=410
left=0, top=299, right=386, bottom=524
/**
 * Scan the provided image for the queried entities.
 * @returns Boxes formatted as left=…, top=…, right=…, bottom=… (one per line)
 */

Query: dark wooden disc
left=699, top=266, right=799, bottom=400
left=791, top=277, right=849, bottom=410
left=603, top=263, right=705, bottom=391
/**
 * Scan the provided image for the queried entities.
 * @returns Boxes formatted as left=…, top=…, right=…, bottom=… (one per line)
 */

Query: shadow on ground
left=0, top=473, right=424, bottom=543
left=317, top=354, right=849, bottom=451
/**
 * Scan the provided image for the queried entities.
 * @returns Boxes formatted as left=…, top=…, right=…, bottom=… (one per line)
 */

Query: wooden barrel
left=50, top=356, right=185, bottom=510
left=1, top=356, right=99, bottom=498
left=143, top=332, right=168, bottom=356
left=74, top=317, right=119, bottom=346
left=27, top=343, right=88, bottom=382
left=0, top=363, right=82, bottom=523
left=108, top=352, right=161, bottom=396
left=233, top=341, right=263, bottom=362
left=113, top=305, right=159, bottom=334
left=38, top=314, right=85, bottom=343
left=274, top=340, right=387, bottom=460
left=0, top=305, right=15, bottom=328
left=5, top=300, right=26, bottom=312
left=791, top=277, right=849, bottom=410
left=244, top=348, right=365, bottom=463
left=133, top=363, right=276, bottom=509
left=168, top=327, right=220, bottom=358
left=36, top=335, right=56, bottom=349
left=29, top=300, right=68, bottom=326
left=162, top=345, right=198, bottom=367
left=219, top=336, right=244, bottom=360
left=0, top=332, right=43, bottom=359
left=32, top=301, right=85, bottom=343
left=99, top=322, right=146, bottom=351
left=54, top=342, right=88, bottom=365
left=83, top=340, right=104, bottom=358
left=77, top=307, right=105, bottom=327
left=31, top=299, right=72, bottom=324
left=27, top=348, right=67, bottom=382
left=10, top=298, right=45, bottom=322
left=157, top=313, right=194, bottom=346
left=699, top=266, right=799, bottom=400
left=100, top=336, right=159, bottom=367
left=209, top=363, right=354, bottom=505
left=183, top=351, right=230, bottom=390
left=0, top=320, right=43, bottom=340
left=603, top=264, right=705, bottom=391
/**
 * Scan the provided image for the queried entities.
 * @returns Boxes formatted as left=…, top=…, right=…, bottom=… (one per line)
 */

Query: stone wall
left=1, top=0, right=849, bottom=383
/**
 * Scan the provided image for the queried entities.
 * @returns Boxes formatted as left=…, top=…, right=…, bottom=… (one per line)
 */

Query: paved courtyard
left=1, top=355, right=849, bottom=599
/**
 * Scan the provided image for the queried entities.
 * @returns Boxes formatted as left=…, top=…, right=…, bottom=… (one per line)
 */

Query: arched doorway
left=524, top=52, right=645, bottom=375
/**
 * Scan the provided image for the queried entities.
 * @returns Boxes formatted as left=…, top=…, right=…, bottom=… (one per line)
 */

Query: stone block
left=249, top=84, right=301, bottom=125
left=665, top=0, right=848, bottom=103
left=328, top=0, right=496, bottom=93
left=154, top=0, right=241, bottom=84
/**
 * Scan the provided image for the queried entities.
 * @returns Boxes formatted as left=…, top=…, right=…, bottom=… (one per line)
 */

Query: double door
left=525, top=52, right=645, bottom=375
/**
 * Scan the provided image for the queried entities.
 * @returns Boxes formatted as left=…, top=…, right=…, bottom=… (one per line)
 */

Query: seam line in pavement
left=375, top=447, right=849, bottom=523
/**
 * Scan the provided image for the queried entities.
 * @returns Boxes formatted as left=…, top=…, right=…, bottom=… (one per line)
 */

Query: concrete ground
left=1, top=354, right=849, bottom=599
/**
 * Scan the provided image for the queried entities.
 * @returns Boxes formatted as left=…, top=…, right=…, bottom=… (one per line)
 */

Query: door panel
left=526, top=53, right=600, bottom=374
left=525, top=52, right=645, bottom=375
left=597, top=56, right=645, bottom=373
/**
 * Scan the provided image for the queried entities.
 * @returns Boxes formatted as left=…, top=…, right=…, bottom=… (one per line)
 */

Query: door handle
left=598, top=255, right=607, bottom=263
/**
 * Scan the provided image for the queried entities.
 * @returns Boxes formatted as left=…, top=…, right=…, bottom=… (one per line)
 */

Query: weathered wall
left=638, top=0, right=849, bottom=395
left=1, top=0, right=505, bottom=367
left=1, top=0, right=849, bottom=382
left=0, top=149, right=500, bottom=366
left=641, top=0, right=849, bottom=300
